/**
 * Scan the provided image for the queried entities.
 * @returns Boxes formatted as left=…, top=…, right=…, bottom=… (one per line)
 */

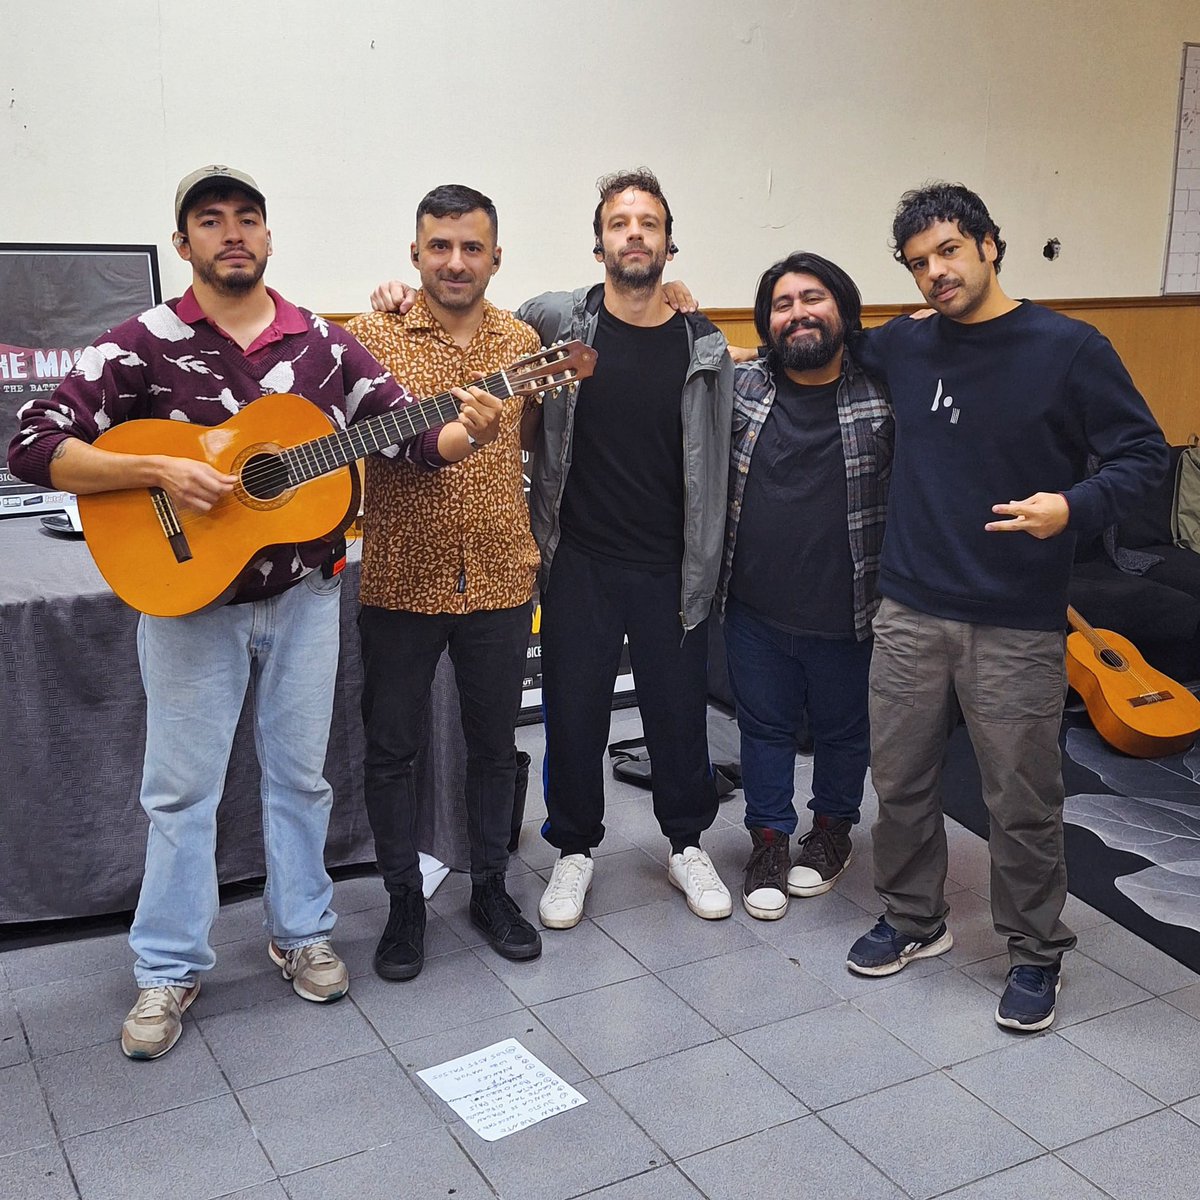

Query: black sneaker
left=847, top=915, right=953, bottom=976
left=788, top=815, right=853, bottom=896
left=471, top=874, right=543, bottom=962
left=996, top=964, right=1061, bottom=1031
left=374, top=885, right=426, bottom=981
left=742, top=827, right=790, bottom=920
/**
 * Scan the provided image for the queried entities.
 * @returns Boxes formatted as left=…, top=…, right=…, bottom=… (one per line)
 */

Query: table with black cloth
left=0, top=516, right=471, bottom=924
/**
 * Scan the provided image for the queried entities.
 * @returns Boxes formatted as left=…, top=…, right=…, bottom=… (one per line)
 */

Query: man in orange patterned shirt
left=347, top=185, right=542, bottom=980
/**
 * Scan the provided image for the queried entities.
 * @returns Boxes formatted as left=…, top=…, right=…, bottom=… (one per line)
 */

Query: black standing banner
left=0, top=243, right=161, bottom=517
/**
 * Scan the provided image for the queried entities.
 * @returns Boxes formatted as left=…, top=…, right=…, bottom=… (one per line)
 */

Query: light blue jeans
left=129, top=572, right=342, bottom=987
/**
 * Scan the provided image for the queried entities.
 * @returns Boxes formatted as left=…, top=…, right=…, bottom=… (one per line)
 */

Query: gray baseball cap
left=174, top=164, right=266, bottom=229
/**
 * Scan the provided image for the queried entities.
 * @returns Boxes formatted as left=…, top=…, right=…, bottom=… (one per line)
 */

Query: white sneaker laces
left=546, top=858, right=587, bottom=902
left=684, top=850, right=722, bottom=894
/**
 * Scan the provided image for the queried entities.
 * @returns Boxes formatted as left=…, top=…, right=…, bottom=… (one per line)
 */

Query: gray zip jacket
left=517, top=284, right=733, bottom=630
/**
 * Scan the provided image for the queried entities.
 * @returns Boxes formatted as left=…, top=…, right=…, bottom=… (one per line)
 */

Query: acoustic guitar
left=1065, top=605, right=1200, bottom=757
left=77, top=341, right=596, bottom=617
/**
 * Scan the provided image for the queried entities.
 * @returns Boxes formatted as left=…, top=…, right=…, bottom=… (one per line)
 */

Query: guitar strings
left=1072, top=624, right=1161, bottom=695
left=161, top=361, right=579, bottom=529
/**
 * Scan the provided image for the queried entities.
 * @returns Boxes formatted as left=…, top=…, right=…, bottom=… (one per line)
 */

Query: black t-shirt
left=559, top=304, right=689, bottom=568
left=729, top=374, right=855, bottom=636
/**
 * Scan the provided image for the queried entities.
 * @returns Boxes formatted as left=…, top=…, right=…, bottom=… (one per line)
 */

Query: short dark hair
left=753, top=251, right=863, bottom=345
left=891, top=182, right=1006, bottom=273
left=592, top=168, right=673, bottom=240
left=415, top=184, right=498, bottom=240
left=178, top=186, right=265, bottom=232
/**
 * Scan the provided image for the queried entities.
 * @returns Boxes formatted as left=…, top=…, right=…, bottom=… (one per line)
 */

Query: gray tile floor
left=5, top=706, right=1200, bottom=1199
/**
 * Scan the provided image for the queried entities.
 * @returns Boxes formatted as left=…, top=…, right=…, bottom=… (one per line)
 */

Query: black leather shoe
left=470, top=874, right=542, bottom=962
left=374, top=885, right=426, bottom=981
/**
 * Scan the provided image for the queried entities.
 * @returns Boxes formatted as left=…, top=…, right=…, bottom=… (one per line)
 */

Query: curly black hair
left=891, top=182, right=1005, bottom=273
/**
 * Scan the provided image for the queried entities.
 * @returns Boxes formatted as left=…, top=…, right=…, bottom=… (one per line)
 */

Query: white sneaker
left=668, top=847, right=733, bottom=920
left=539, top=854, right=594, bottom=929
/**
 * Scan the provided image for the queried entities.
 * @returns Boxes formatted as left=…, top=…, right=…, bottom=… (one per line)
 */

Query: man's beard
left=604, top=244, right=667, bottom=293
left=771, top=318, right=844, bottom=372
left=194, top=254, right=267, bottom=295
left=426, top=274, right=487, bottom=312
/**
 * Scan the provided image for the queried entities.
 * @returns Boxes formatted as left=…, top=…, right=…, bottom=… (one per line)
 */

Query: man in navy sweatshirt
left=845, top=183, right=1167, bottom=1031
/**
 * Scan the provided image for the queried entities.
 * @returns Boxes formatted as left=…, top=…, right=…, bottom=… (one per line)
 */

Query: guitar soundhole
left=241, top=453, right=291, bottom=501
left=1098, top=648, right=1126, bottom=670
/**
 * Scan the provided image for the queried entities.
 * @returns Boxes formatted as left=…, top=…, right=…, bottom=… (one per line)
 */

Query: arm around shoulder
left=515, top=290, right=577, bottom=347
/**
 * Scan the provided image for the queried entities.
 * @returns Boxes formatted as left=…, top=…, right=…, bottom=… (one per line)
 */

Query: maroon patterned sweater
left=8, top=291, right=449, bottom=603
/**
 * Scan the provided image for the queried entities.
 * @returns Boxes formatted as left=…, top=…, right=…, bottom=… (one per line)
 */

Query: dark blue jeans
left=724, top=597, right=872, bottom=834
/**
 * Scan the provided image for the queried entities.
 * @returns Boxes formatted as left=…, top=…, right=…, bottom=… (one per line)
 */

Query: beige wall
left=3, top=2, right=1200, bottom=313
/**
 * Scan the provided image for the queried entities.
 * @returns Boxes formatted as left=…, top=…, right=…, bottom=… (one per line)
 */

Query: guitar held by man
left=77, top=340, right=595, bottom=617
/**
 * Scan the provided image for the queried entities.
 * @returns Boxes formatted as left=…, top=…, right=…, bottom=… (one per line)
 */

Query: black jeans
left=358, top=602, right=531, bottom=892
left=539, top=540, right=718, bottom=855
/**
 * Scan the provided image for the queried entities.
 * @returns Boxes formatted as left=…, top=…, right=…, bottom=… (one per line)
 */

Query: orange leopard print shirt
left=346, top=295, right=540, bottom=614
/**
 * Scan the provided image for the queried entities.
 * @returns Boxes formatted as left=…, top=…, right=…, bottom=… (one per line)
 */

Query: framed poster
left=0, top=243, right=161, bottom=517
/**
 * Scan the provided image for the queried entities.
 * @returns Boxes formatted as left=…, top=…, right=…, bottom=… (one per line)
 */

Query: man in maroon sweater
left=7, top=165, right=502, bottom=1060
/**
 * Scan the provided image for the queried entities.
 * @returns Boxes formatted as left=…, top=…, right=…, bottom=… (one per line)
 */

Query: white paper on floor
left=418, top=850, right=449, bottom=898
left=416, top=1038, right=587, bottom=1141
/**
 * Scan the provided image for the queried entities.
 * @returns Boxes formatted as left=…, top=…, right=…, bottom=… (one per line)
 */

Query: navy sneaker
left=996, top=964, right=1061, bottom=1031
left=847, top=916, right=953, bottom=976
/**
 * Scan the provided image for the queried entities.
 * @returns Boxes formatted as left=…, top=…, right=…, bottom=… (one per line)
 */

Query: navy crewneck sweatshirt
left=853, top=301, right=1166, bottom=631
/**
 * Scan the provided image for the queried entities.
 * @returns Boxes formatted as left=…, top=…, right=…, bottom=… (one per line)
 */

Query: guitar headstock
left=505, top=340, right=597, bottom=399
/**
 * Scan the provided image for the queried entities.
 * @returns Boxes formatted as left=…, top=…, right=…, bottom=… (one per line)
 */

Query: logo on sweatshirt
left=931, top=378, right=960, bottom=424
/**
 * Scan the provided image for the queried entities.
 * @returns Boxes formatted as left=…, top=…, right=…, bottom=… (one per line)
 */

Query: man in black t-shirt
left=717, top=253, right=891, bottom=925
left=517, top=170, right=735, bottom=930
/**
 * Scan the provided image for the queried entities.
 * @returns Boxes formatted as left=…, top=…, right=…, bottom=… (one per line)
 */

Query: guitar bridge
left=150, top=487, right=192, bottom=563
left=1128, top=691, right=1173, bottom=707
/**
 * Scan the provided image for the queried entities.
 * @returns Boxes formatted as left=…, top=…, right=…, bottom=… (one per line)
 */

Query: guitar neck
left=1065, top=605, right=1090, bottom=635
left=283, top=370, right=515, bottom=483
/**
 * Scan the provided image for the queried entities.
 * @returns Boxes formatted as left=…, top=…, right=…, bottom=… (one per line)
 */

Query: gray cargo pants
left=868, top=598, right=1076, bottom=969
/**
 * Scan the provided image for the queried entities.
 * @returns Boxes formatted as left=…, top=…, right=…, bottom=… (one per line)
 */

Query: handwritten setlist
left=416, top=1038, right=587, bottom=1142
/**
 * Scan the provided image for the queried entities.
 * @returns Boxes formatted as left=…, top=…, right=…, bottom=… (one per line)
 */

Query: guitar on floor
left=77, top=341, right=596, bottom=617
left=1065, top=605, right=1200, bottom=757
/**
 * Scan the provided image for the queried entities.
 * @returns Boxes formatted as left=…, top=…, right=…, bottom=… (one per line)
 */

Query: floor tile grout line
left=804, top=1106, right=926, bottom=1200
left=442, top=1116, right=510, bottom=1199
left=651, top=945, right=847, bottom=1039
left=1036, top=1105, right=1183, bottom=1158
left=840, top=966, right=996, bottom=1073
left=10, top=1046, right=85, bottom=1200
left=937, top=1051, right=1153, bottom=1156
left=1071, top=942, right=1200, bottom=998
left=1042, top=1013, right=1180, bottom=1108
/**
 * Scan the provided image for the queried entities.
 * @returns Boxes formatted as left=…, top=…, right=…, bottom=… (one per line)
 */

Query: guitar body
left=78, top=393, right=357, bottom=617
left=1066, top=627, right=1200, bottom=757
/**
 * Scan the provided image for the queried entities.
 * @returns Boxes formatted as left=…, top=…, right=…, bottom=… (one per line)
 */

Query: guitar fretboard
left=281, top=370, right=514, bottom=484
